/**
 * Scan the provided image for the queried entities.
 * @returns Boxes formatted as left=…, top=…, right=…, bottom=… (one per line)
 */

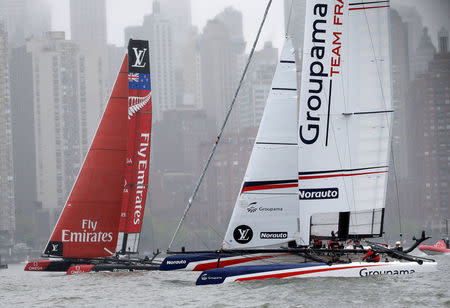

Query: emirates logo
left=128, top=92, right=151, bottom=119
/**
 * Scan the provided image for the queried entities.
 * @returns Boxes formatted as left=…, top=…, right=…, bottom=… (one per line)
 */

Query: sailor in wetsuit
left=362, top=249, right=380, bottom=262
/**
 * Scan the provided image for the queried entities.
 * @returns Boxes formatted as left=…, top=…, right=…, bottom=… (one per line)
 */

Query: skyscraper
left=70, top=0, right=107, bottom=44
left=409, top=29, right=449, bottom=235
left=125, top=1, right=176, bottom=121
left=0, top=0, right=50, bottom=46
left=239, top=41, right=278, bottom=129
left=27, top=32, right=107, bottom=210
left=0, top=21, right=15, bottom=246
left=199, top=7, right=245, bottom=131
left=284, top=0, right=306, bottom=54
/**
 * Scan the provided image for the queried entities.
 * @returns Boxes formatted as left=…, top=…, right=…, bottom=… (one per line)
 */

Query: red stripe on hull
left=193, top=255, right=278, bottom=271
left=66, top=264, right=95, bottom=275
left=24, top=260, right=51, bottom=271
left=235, top=264, right=384, bottom=281
left=298, top=171, right=387, bottom=180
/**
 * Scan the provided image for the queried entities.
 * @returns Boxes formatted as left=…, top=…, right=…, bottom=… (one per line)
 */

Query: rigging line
left=190, top=206, right=223, bottom=239
left=167, top=0, right=273, bottom=251
left=285, top=0, right=294, bottom=37
left=362, top=6, right=401, bottom=237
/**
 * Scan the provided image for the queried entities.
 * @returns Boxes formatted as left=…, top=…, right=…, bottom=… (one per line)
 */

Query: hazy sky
left=49, top=0, right=448, bottom=51
left=49, top=0, right=284, bottom=51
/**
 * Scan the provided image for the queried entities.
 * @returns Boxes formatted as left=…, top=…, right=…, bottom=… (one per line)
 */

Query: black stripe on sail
left=280, top=60, right=295, bottom=63
left=298, top=166, right=388, bottom=176
left=272, top=87, right=297, bottom=91
left=349, top=1, right=389, bottom=6
left=256, top=142, right=297, bottom=146
left=325, top=80, right=332, bottom=146
left=242, top=179, right=298, bottom=189
left=353, top=110, right=394, bottom=115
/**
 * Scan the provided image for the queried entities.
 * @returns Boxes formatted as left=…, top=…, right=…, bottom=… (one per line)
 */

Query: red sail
left=43, top=56, right=129, bottom=258
left=117, top=40, right=152, bottom=253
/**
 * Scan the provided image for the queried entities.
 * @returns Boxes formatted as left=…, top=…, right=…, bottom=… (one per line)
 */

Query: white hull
left=215, top=261, right=437, bottom=284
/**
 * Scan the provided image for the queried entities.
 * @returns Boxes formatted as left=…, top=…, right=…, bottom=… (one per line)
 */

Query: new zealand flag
left=128, top=73, right=151, bottom=90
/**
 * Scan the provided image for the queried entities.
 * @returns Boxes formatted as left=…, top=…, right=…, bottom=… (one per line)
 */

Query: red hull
left=419, top=245, right=450, bottom=255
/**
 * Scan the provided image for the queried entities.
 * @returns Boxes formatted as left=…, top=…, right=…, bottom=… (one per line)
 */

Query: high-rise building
left=239, top=41, right=278, bottom=129
left=9, top=44, right=37, bottom=244
left=409, top=29, right=449, bottom=235
left=199, top=7, right=245, bottom=131
left=26, top=32, right=107, bottom=210
left=284, top=0, right=306, bottom=54
left=0, top=0, right=51, bottom=46
left=182, top=27, right=202, bottom=109
left=415, top=28, right=436, bottom=76
left=0, top=21, right=15, bottom=246
left=70, top=0, right=107, bottom=44
left=125, top=1, right=176, bottom=121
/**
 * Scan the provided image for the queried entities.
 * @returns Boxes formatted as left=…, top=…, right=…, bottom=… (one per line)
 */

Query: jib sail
left=297, top=1, right=392, bottom=244
left=116, top=39, right=152, bottom=254
left=222, top=39, right=299, bottom=249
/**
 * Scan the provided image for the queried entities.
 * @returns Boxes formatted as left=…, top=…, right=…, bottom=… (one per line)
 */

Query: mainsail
left=43, top=39, right=152, bottom=258
left=297, top=0, right=392, bottom=244
left=223, top=39, right=298, bottom=249
left=44, top=57, right=129, bottom=258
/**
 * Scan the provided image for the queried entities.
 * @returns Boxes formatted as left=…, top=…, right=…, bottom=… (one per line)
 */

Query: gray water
left=1, top=256, right=449, bottom=307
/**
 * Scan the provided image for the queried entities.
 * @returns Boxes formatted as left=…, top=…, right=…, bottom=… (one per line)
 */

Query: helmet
left=395, top=241, right=401, bottom=245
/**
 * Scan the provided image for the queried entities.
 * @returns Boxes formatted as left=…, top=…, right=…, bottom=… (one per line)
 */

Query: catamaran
left=419, top=219, right=450, bottom=255
left=161, top=0, right=437, bottom=284
left=24, top=39, right=158, bottom=274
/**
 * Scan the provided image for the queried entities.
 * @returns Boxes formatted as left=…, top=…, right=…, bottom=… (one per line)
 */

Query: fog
left=0, top=0, right=448, bottom=259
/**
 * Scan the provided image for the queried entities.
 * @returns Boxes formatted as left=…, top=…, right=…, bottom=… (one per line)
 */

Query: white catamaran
left=161, top=0, right=437, bottom=284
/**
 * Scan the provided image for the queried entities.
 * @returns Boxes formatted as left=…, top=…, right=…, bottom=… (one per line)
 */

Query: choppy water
left=1, top=255, right=449, bottom=307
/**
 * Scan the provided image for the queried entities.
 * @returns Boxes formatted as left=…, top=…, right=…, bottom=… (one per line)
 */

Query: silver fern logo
left=128, top=92, right=151, bottom=119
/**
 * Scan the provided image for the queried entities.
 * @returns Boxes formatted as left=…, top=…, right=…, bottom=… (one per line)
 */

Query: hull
left=66, top=263, right=159, bottom=275
left=25, top=258, right=159, bottom=274
left=160, top=252, right=299, bottom=271
left=419, top=245, right=450, bottom=255
left=196, top=261, right=437, bottom=285
left=24, top=260, right=73, bottom=272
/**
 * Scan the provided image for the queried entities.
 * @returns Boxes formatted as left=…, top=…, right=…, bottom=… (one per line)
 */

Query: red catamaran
left=25, top=39, right=158, bottom=274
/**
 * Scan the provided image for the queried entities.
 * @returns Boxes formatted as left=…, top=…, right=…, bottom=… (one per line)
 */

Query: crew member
left=313, top=238, right=323, bottom=249
left=362, top=249, right=380, bottom=262
left=394, top=241, right=403, bottom=251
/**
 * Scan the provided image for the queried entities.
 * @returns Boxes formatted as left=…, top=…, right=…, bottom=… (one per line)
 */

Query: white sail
left=297, top=1, right=393, bottom=244
left=223, top=39, right=299, bottom=249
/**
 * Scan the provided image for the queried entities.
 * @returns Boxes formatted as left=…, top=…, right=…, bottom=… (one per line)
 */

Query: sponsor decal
left=359, top=268, right=416, bottom=277
left=201, top=274, right=223, bottom=281
left=299, top=1, right=344, bottom=145
left=132, top=133, right=150, bottom=225
left=166, top=260, right=187, bottom=265
left=44, top=241, right=63, bottom=256
left=299, top=188, right=339, bottom=200
left=246, top=202, right=283, bottom=214
left=128, top=40, right=150, bottom=74
left=61, top=219, right=113, bottom=243
left=233, top=225, right=253, bottom=244
left=131, top=47, right=147, bottom=68
left=260, top=232, right=288, bottom=239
